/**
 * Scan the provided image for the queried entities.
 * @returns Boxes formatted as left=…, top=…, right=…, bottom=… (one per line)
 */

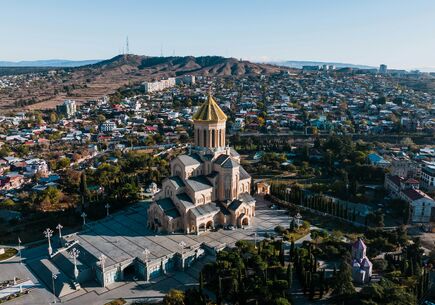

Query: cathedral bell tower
left=192, top=95, right=227, bottom=150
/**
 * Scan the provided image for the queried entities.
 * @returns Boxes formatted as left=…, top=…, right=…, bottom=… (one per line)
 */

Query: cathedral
left=147, top=95, right=256, bottom=234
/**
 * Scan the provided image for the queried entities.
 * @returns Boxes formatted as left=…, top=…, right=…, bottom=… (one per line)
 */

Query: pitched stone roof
left=222, top=158, right=239, bottom=169
left=239, top=166, right=251, bottom=180
left=214, top=154, right=229, bottom=166
left=155, top=198, right=180, bottom=218
left=192, top=95, right=227, bottom=122
left=189, top=202, right=220, bottom=218
left=168, top=176, right=185, bottom=189
left=185, top=175, right=213, bottom=192
left=177, top=154, right=202, bottom=167
left=176, top=192, right=195, bottom=209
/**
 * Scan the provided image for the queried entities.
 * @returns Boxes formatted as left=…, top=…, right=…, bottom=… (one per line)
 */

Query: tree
left=79, top=172, right=90, bottom=202
left=163, top=289, right=185, bottom=305
left=332, top=262, right=355, bottom=299
left=57, top=157, right=71, bottom=169
left=287, top=263, right=293, bottom=289
left=0, top=198, right=15, bottom=208
left=199, top=271, right=204, bottom=295
left=49, top=112, right=58, bottom=124
left=273, top=297, right=290, bottom=305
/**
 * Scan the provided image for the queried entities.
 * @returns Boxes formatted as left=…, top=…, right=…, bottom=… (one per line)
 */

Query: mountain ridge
left=0, top=54, right=290, bottom=110
left=0, top=59, right=101, bottom=67
left=270, top=60, right=375, bottom=70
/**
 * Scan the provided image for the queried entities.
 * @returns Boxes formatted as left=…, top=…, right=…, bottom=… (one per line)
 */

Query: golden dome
left=192, top=95, right=227, bottom=122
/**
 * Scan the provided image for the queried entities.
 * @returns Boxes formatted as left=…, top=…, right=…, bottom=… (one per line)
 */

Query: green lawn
left=0, top=248, right=18, bottom=261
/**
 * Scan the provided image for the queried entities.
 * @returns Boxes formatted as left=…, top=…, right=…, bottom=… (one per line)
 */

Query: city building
left=367, top=153, right=390, bottom=167
left=99, top=121, right=117, bottom=133
left=421, top=165, right=435, bottom=192
left=147, top=95, right=255, bottom=234
left=390, top=156, right=421, bottom=178
left=176, top=75, right=196, bottom=85
left=143, top=78, right=176, bottom=93
left=399, top=189, right=435, bottom=223
left=56, top=100, right=77, bottom=118
left=379, top=64, right=388, bottom=74
left=385, top=174, right=435, bottom=223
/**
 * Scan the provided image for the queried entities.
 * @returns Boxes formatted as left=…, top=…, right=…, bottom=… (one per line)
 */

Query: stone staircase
left=27, top=258, right=76, bottom=297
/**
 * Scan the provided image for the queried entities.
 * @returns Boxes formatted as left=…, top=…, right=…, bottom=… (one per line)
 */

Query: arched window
left=203, top=129, right=207, bottom=147
left=196, top=128, right=200, bottom=146
left=218, top=129, right=222, bottom=146
left=212, top=129, right=216, bottom=147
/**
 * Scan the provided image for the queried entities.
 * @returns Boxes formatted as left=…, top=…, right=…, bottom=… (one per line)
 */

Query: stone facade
left=147, top=95, right=255, bottom=234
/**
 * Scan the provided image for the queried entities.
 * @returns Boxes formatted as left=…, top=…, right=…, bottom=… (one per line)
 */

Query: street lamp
left=81, top=212, right=87, bottom=226
left=179, top=241, right=186, bottom=254
left=51, top=273, right=57, bottom=303
left=98, top=254, right=106, bottom=287
left=105, top=203, right=111, bottom=217
left=43, top=228, right=54, bottom=256
left=69, top=248, right=80, bottom=281
left=56, top=224, right=63, bottom=247
left=18, top=237, right=22, bottom=264
left=143, top=248, right=150, bottom=263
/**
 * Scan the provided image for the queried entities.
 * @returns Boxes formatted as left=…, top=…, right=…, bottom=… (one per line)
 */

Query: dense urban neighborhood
left=0, top=57, right=434, bottom=305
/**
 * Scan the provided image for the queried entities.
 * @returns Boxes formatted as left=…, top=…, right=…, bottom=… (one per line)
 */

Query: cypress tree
left=287, top=263, right=293, bottom=289
left=216, top=276, right=223, bottom=305
left=199, top=271, right=204, bottom=295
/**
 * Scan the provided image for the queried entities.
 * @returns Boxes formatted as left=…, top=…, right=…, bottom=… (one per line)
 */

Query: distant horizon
left=1, top=0, right=435, bottom=70
left=1, top=54, right=435, bottom=72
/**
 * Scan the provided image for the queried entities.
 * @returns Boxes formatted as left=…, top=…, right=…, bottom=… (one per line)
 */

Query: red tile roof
left=387, top=175, right=403, bottom=187
left=404, top=178, right=419, bottom=184
left=402, top=189, right=433, bottom=201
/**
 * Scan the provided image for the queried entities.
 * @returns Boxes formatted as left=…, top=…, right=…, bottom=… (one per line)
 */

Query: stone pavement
left=0, top=196, right=300, bottom=305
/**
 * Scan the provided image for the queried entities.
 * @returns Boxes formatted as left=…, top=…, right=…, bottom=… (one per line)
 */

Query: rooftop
left=192, top=95, right=227, bottom=122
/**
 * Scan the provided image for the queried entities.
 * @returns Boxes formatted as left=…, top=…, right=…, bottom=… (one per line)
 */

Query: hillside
left=0, top=55, right=288, bottom=110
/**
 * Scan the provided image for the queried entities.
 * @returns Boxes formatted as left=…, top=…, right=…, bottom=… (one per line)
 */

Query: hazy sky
left=1, top=0, right=435, bottom=69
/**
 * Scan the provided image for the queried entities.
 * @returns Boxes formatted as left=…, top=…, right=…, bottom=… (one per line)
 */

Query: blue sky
left=1, top=0, right=434, bottom=69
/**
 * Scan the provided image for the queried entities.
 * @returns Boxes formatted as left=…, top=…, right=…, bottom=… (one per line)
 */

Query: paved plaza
left=0, top=197, right=296, bottom=305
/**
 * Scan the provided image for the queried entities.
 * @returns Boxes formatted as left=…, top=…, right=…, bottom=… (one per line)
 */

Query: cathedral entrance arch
left=198, top=223, right=206, bottom=232
left=242, top=217, right=249, bottom=226
left=206, top=220, right=214, bottom=230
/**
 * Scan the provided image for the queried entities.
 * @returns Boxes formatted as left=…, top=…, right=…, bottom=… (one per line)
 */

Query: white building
left=56, top=100, right=77, bottom=118
left=100, top=121, right=117, bottom=133
left=399, top=189, right=435, bottom=223
left=421, top=165, right=435, bottom=192
left=143, top=78, right=176, bottom=93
